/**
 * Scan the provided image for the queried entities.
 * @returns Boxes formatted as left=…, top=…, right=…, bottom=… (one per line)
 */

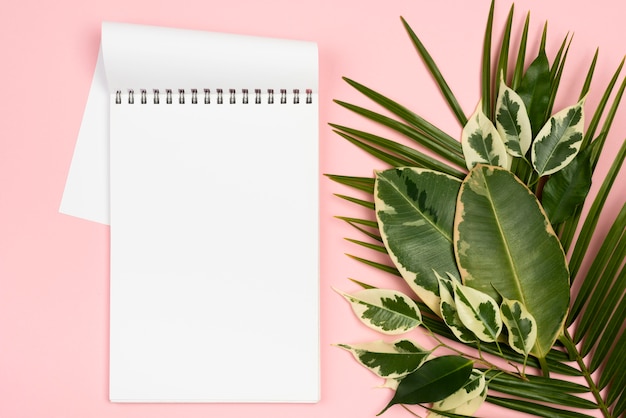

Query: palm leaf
left=330, top=3, right=626, bottom=417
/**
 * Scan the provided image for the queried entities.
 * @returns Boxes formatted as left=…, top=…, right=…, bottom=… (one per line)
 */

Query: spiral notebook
left=63, top=22, right=319, bottom=403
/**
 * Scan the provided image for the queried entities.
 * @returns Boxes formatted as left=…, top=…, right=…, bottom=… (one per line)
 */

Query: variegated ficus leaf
left=461, top=101, right=509, bottom=170
left=495, top=76, right=532, bottom=158
left=336, top=339, right=431, bottom=379
left=454, top=164, right=570, bottom=359
left=453, top=281, right=503, bottom=343
left=374, top=168, right=461, bottom=315
left=531, top=98, right=585, bottom=176
left=335, top=288, right=422, bottom=335
left=500, top=298, right=537, bottom=356
left=428, top=369, right=487, bottom=417
left=435, top=271, right=476, bottom=343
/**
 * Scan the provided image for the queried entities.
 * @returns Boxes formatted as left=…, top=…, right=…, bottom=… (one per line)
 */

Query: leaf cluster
left=329, top=1, right=626, bottom=417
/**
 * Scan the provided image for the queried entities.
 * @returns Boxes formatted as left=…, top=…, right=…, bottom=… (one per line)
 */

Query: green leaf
left=532, top=98, right=585, bottom=176
left=516, top=49, right=551, bottom=137
left=481, top=0, right=495, bottom=119
left=335, top=288, right=422, bottom=335
left=487, top=396, right=596, bottom=418
left=454, top=165, right=570, bottom=360
left=432, top=369, right=486, bottom=413
left=336, top=339, right=431, bottom=379
left=330, top=123, right=466, bottom=178
left=436, top=272, right=476, bottom=343
left=495, top=76, right=532, bottom=158
left=541, top=144, right=594, bottom=225
left=378, top=356, right=473, bottom=415
left=453, top=281, right=502, bottom=343
left=500, top=298, right=537, bottom=356
left=401, top=17, right=467, bottom=126
left=511, top=12, right=530, bottom=90
left=375, top=168, right=461, bottom=314
left=461, top=102, right=509, bottom=169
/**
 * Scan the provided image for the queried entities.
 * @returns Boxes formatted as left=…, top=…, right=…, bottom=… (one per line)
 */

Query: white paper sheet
left=65, top=22, right=320, bottom=403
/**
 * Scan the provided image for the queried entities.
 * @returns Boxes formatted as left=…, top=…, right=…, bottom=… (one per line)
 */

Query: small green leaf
left=495, top=76, right=532, bottom=158
left=541, top=144, right=594, bottom=225
left=453, top=281, right=503, bottom=343
left=375, top=168, right=461, bottom=315
left=461, top=102, right=509, bottom=170
left=378, top=356, right=474, bottom=415
left=436, top=272, right=476, bottom=343
left=500, top=298, right=537, bottom=356
left=532, top=98, right=585, bottom=176
left=336, top=339, right=431, bottom=378
left=335, top=288, right=422, bottom=335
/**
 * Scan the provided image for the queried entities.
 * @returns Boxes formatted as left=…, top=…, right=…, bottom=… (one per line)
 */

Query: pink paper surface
left=1, top=0, right=624, bottom=417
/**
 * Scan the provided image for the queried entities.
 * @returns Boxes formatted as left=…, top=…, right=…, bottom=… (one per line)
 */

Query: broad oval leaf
left=336, top=339, right=431, bottom=379
left=431, top=369, right=487, bottom=415
left=501, top=298, right=538, bottom=356
left=436, top=272, right=476, bottom=343
left=542, top=144, right=594, bottom=225
left=336, top=288, right=422, bottom=335
left=454, top=165, right=570, bottom=359
left=453, top=281, right=502, bottom=343
left=461, top=102, right=509, bottom=170
left=495, top=77, right=532, bottom=158
left=531, top=98, right=585, bottom=176
left=378, top=355, right=474, bottom=415
left=375, top=168, right=462, bottom=315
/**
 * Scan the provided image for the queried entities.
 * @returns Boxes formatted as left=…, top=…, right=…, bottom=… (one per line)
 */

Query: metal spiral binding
left=115, top=88, right=313, bottom=104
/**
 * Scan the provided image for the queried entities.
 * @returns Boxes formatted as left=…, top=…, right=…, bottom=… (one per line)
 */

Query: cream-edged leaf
left=335, top=288, right=422, bottom=335
left=427, top=375, right=488, bottom=417
left=454, top=165, right=570, bottom=359
left=431, top=369, right=487, bottom=412
left=336, top=339, right=431, bottom=379
left=436, top=272, right=476, bottom=343
left=453, top=281, right=503, bottom=343
left=379, top=378, right=400, bottom=390
left=495, top=77, right=532, bottom=157
left=501, top=298, right=537, bottom=356
left=375, top=168, right=462, bottom=315
left=462, top=102, right=509, bottom=170
left=531, top=98, right=585, bottom=176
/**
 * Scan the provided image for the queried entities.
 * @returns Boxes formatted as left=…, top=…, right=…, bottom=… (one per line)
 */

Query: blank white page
left=105, top=22, right=319, bottom=403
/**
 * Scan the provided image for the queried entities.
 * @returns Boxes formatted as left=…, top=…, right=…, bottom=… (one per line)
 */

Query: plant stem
left=562, top=329, right=612, bottom=417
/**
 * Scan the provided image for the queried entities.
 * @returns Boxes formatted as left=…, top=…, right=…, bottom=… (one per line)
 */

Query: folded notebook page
left=92, top=22, right=319, bottom=402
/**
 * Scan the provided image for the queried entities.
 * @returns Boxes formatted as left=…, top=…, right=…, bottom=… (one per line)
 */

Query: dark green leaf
left=516, top=49, right=551, bottom=137
left=346, top=254, right=401, bottom=277
left=325, top=174, right=374, bottom=193
left=486, top=396, right=596, bottom=418
left=330, top=123, right=466, bottom=178
left=400, top=17, right=467, bottom=126
left=569, top=139, right=626, bottom=282
left=334, top=194, right=374, bottom=210
left=494, top=4, right=514, bottom=90
left=542, top=144, right=593, bottom=225
left=334, top=99, right=466, bottom=168
left=377, top=356, right=473, bottom=415
left=487, top=376, right=597, bottom=409
left=345, top=237, right=387, bottom=253
left=482, top=0, right=495, bottom=119
left=511, top=12, right=530, bottom=90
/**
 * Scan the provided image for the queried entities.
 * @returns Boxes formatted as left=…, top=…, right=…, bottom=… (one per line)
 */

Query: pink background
left=1, top=0, right=624, bottom=417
